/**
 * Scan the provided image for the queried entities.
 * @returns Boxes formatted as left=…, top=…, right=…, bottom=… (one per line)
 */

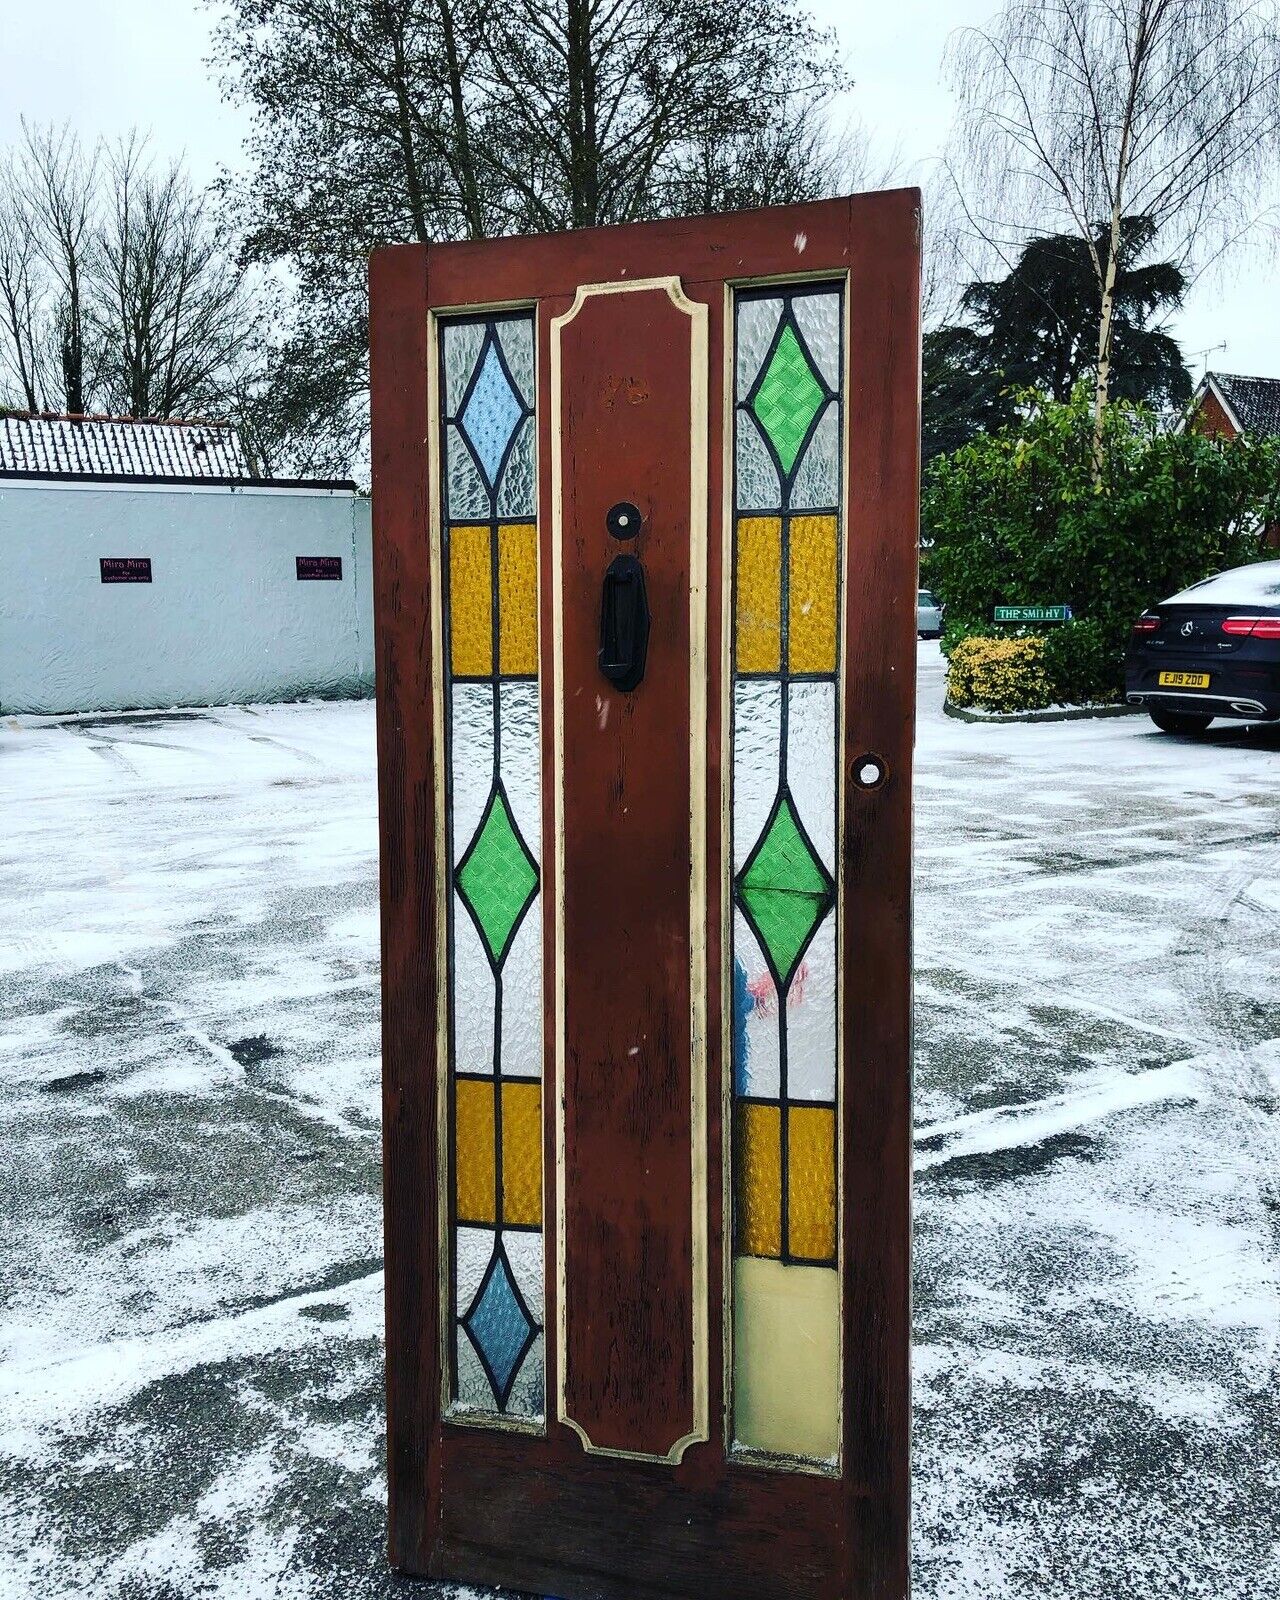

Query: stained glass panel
left=440, top=310, right=544, bottom=1424
left=730, top=283, right=843, bottom=1465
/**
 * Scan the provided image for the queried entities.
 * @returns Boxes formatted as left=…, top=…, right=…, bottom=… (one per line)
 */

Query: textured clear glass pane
left=451, top=684, right=495, bottom=859
left=733, top=679, right=781, bottom=874
left=791, top=290, right=841, bottom=392
left=785, top=680, right=836, bottom=875
left=736, top=296, right=782, bottom=400
left=443, top=321, right=485, bottom=415
left=505, top=1330, right=545, bottom=1417
left=456, top=1224, right=495, bottom=1314
left=503, top=1231, right=545, bottom=1417
left=785, top=911, right=836, bottom=1102
left=447, top=423, right=490, bottom=520
left=500, top=898, right=541, bottom=1079
left=495, top=315, right=534, bottom=409
left=455, top=1326, right=496, bottom=1410
left=733, top=906, right=781, bottom=1099
left=498, top=681, right=540, bottom=859
left=790, top=403, right=839, bottom=511
left=453, top=906, right=496, bottom=1074
left=735, top=411, right=780, bottom=513
left=497, top=416, right=536, bottom=519
left=505, top=1228, right=544, bottom=1317
left=454, top=1225, right=498, bottom=1410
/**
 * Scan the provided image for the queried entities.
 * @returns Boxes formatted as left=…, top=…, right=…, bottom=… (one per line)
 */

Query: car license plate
left=1159, top=670, right=1210, bottom=689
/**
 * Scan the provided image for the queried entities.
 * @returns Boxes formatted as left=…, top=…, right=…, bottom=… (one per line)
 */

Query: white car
left=917, top=589, right=943, bottom=638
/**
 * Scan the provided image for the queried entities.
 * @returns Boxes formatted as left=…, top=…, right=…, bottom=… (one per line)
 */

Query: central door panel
left=554, top=281, right=707, bottom=1460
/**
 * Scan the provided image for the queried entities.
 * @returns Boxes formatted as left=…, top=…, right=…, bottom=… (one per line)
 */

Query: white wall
left=0, top=480, right=374, bottom=714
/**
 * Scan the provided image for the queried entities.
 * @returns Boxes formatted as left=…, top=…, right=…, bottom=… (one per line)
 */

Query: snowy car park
left=0, top=642, right=1277, bottom=1599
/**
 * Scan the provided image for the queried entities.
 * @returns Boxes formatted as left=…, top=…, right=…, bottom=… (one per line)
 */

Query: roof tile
left=1209, top=373, right=1280, bottom=438
left=0, top=413, right=249, bottom=479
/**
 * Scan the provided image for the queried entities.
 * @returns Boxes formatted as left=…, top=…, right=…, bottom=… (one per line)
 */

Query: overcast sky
left=1, top=0, right=1275, bottom=381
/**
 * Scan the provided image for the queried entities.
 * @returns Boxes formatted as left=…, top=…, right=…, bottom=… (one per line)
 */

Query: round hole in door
left=854, top=754, right=887, bottom=789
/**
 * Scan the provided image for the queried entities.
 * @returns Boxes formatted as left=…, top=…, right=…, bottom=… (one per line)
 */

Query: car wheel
left=1149, top=708, right=1213, bottom=734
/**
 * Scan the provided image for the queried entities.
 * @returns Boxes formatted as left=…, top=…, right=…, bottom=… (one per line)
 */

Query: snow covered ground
left=0, top=646, right=1276, bottom=1598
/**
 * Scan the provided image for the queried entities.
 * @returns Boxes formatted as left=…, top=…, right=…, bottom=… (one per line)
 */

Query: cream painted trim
left=835, top=273, right=851, bottom=1466
left=426, top=309, right=452, bottom=1422
left=722, top=272, right=851, bottom=1476
left=430, top=302, right=549, bottom=1435
left=551, top=275, right=710, bottom=1465
left=429, top=294, right=543, bottom=320
left=719, top=280, right=736, bottom=1455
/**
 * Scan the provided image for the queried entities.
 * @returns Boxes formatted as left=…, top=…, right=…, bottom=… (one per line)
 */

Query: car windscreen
left=918, top=591, right=937, bottom=605
left=1165, top=563, right=1280, bottom=606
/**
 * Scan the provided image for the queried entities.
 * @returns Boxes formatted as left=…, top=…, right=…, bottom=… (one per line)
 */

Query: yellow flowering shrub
left=946, top=635, right=1055, bottom=713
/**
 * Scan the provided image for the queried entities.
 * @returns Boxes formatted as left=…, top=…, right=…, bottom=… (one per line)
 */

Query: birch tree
left=949, top=0, right=1280, bottom=453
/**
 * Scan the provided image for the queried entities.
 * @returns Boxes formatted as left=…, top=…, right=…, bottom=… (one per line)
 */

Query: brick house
left=1186, top=372, right=1280, bottom=548
left=1187, top=371, right=1280, bottom=443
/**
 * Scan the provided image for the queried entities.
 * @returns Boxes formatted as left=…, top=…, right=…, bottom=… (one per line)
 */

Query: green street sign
left=993, top=604, right=1073, bottom=623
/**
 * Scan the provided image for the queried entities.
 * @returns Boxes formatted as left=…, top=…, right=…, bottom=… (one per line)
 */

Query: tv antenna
left=1188, top=342, right=1228, bottom=382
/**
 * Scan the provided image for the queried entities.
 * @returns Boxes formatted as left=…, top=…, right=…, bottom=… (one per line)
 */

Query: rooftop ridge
left=0, top=409, right=236, bottom=429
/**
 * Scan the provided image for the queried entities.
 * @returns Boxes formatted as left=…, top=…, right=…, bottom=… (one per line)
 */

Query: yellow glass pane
left=788, top=1105, right=836, bottom=1261
left=788, top=513, right=837, bottom=673
left=733, top=1257, right=839, bottom=1460
left=736, top=516, right=781, bottom=673
left=737, top=1100, right=781, bottom=1258
left=455, top=1077, right=496, bottom=1224
left=501, top=1078, right=542, bottom=1227
left=449, top=524, right=492, bottom=676
left=498, top=522, right=538, bottom=675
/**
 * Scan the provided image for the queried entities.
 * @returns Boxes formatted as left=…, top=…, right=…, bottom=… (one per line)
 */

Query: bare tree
left=473, top=0, right=850, bottom=231
left=0, top=158, right=46, bottom=410
left=948, top=0, right=1280, bottom=450
left=18, top=123, right=99, bottom=413
left=208, top=0, right=854, bottom=476
left=0, top=123, right=99, bottom=413
left=91, top=136, right=254, bottom=419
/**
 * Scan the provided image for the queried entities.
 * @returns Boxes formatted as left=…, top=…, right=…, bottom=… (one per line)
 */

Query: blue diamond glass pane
left=460, top=341, right=524, bottom=489
left=463, top=1247, right=533, bottom=1402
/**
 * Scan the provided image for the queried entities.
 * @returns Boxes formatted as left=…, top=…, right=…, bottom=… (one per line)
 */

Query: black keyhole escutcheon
left=607, top=501, right=642, bottom=540
left=599, top=553, right=650, bottom=692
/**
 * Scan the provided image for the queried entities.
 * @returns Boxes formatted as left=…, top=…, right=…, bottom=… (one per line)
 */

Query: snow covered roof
left=1203, top=373, right=1280, bottom=438
left=0, top=412, right=250, bottom=481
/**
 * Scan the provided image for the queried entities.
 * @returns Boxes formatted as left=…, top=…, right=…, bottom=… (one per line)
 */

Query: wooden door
left=370, top=192, right=919, bottom=1600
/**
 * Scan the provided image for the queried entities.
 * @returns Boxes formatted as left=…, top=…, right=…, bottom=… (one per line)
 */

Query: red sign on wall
left=100, top=557, right=152, bottom=583
left=296, top=555, right=343, bottom=580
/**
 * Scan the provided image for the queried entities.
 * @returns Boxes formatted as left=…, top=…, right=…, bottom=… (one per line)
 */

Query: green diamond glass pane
left=750, top=323, right=825, bottom=475
left=456, top=787, right=538, bottom=965
left=738, top=794, right=832, bottom=987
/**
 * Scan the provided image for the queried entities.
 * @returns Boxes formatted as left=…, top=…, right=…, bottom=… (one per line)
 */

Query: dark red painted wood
left=840, top=189, right=920, bottom=1600
left=368, top=242, right=441, bottom=1573
left=559, top=285, right=696, bottom=1458
left=372, top=190, right=920, bottom=1600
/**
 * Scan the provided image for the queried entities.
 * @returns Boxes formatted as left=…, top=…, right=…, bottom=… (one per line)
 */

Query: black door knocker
left=599, top=553, right=650, bottom=692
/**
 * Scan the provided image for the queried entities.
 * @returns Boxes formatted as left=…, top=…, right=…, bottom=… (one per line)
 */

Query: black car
left=1126, top=560, right=1280, bottom=733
